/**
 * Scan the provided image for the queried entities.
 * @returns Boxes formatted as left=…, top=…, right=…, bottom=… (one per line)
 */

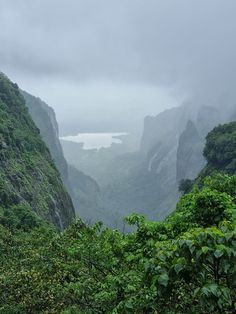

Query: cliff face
left=101, top=105, right=197, bottom=221
left=22, top=91, right=69, bottom=183
left=22, top=90, right=103, bottom=224
left=67, top=165, right=105, bottom=224
left=141, top=104, right=234, bottom=182
left=101, top=103, right=236, bottom=224
left=176, top=120, right=205, bottom=182
left=138, top=103, right=236, bottom=214
left=141, top=104, right=192, bottom=153
left=0, top=73, right=75, bottom=229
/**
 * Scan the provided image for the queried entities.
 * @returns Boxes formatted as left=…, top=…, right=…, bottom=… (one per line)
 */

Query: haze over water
left=60, top=132, right=127, bottom=150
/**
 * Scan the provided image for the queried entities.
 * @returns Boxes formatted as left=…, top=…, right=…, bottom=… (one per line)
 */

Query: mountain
left=176, top=120, right=205, bottom=181
left=21, top=90, right=69, bottom=182
left=1, top=120, right=236, bottom=313
left=67, top=164, right=107, bottom=224
left=88, top=103, right=236, bottom=224
left=132, top=103, right=236, bottom=218
left=58, top=99, right=236, bottom=228
left=0, top=73, right=75, bottom=229
left=22, top=90, right=104, bottom=224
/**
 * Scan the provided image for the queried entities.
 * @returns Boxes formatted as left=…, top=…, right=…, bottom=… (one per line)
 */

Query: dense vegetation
left=0, top=122, right=236, bottom=313
left=0, top=73, right=74, bottom=229
left=203, top=122, right=236, bottom=174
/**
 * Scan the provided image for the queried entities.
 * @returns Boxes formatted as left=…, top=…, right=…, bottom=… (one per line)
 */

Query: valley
left=0, top=71, right=235, bottom=313
left=1, top=1, right=236, bottom=312
left=61, top=102, right=236, bottom=229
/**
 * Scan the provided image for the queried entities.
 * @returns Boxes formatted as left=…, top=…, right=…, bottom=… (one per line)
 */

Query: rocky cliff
left=0, top=73, right=75, bottom=229
left=22, top=89, right=103, bottom=224
left=176, top=120, right=205, bottom=182
left=101, top=102, right=236, bottom=224
left=22, top=90, right=69, bottom=181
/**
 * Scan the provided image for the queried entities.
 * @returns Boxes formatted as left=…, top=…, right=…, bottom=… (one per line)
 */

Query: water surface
left=60, top=132, right=127, bottom=150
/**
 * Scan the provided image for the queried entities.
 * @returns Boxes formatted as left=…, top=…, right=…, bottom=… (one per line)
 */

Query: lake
left=60, top=132, right=127, bottom=150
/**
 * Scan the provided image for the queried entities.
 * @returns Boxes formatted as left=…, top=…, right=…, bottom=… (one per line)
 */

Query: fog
left=0, top=0, right=236, bottom=134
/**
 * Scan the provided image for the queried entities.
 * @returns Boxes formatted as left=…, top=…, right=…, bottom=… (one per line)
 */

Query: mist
left=1, top=0, right=236, bottom=134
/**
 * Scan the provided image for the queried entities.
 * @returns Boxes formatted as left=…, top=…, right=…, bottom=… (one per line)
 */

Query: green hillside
left=0, top=73, right=75, bottom=229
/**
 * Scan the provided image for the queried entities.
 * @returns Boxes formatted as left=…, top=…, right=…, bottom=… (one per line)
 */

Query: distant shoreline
left=60, top=132, right=128, bottom=150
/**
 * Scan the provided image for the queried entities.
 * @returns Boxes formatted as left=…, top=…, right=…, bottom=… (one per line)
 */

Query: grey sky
left=0, top=0, right=236, bottom=134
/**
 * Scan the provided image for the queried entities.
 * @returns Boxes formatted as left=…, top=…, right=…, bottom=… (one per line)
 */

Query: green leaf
left=174, top=263, right=184, bottom=274
left=158, top=273, right=169, bottom=287
left=174, top=258, right=186, bottom=274
left=202, top=284, right=219, bottom=297
left=202, top=246, right=209, bottom=254
left=208, top=284, right=219, bottom=297
left=214, top=249, right=224, bottom=258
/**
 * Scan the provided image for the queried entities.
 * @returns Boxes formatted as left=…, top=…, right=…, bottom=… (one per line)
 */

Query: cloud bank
left=0, top=0, right=235, bottom=133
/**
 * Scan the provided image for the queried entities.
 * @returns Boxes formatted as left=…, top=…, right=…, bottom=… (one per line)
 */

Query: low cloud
left=0, top=0, right=235, bottom=132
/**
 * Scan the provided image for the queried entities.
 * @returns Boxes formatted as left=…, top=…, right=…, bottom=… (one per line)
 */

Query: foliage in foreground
left=0, top=173, right=236, bottom=313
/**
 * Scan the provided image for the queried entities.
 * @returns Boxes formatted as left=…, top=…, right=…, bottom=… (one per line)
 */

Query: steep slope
left=100, top=105, right=199, bottom=221
left=141, top=104, right=220, bottom=180
left=176, top=105, right=235, bottom=181
left=0, top=73, right=74, bottom=229
left=198, top=121, right=236, bottom=180
left=22, top=89, right=104, bottom=224
left=21, top=90, right=69, bottom=181
left=180, top=121, right=236, bottom=193
left=176, top=120, right=205, bottom=181
left=100, top=103, right=236, bottom=223
left=67, top=165, right=105, bottom=224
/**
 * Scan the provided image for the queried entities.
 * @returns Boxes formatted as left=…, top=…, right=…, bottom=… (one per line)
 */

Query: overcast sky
left=0, top=0, right=236, bottom=134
